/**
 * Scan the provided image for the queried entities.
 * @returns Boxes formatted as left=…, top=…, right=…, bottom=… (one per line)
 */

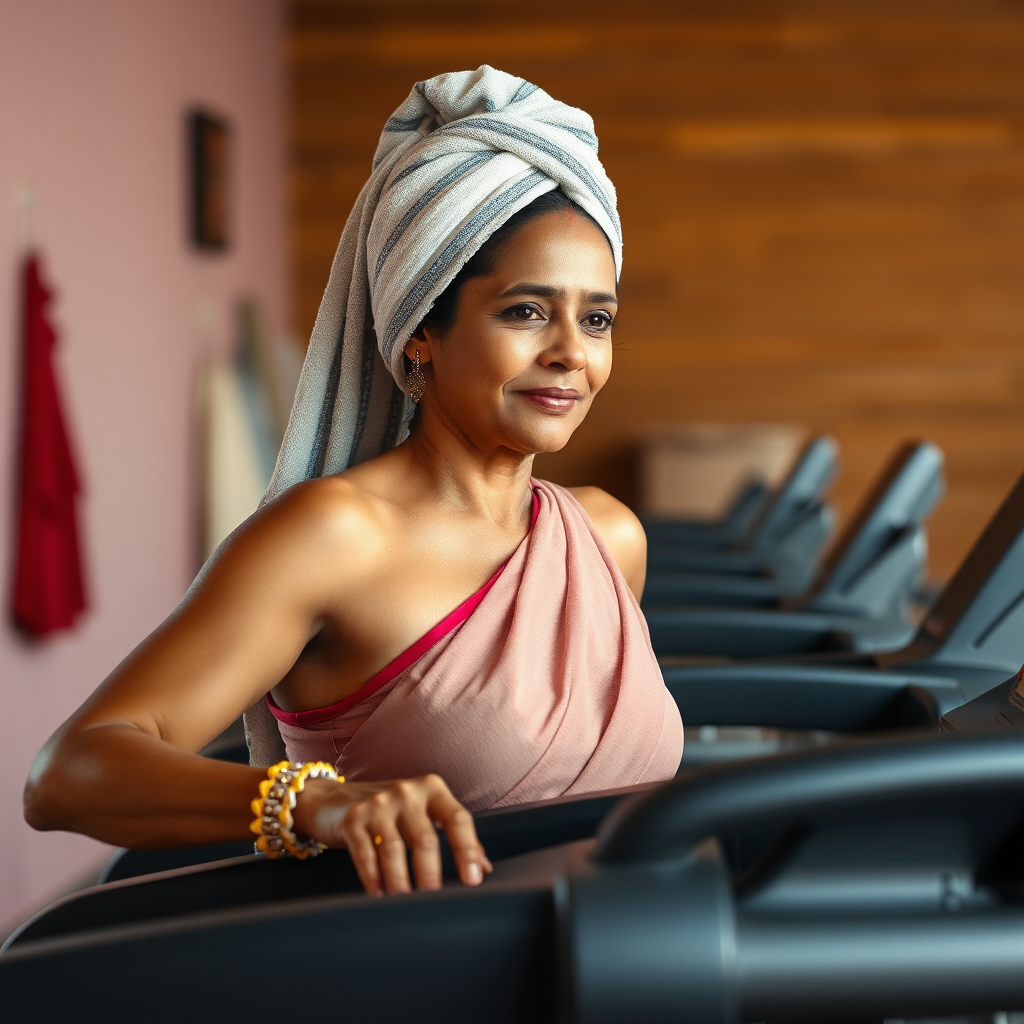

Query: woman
left=24, top=67, right=683, bottom=898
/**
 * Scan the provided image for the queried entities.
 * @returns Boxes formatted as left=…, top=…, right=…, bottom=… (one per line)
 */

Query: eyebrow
left=496, top=282, right=618, bottom=304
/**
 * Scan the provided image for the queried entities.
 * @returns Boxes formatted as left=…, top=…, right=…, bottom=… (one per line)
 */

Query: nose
left=539, top=314, right=586, bottom=373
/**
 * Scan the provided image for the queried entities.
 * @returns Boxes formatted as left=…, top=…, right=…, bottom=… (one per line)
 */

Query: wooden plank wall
left=290, top=0, right=1024, bottom=578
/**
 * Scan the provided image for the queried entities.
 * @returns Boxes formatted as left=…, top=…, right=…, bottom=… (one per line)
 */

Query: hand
left=292, top=773, right=493, bottom=896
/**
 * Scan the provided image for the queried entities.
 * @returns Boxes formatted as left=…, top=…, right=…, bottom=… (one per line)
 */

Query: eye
left=582, top=311, right=614, bottom=333
left=502, top=302, right=544, bottom=322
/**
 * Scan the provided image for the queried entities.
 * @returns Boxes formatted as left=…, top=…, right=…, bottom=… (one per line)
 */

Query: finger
left=430, top=815, right=491, bottom=874
left=423, top=775, right=487, bottom=886
left=370, top=803, right=412, bottom=895
left=339, top=808, right=383, bottom=897
left=397, top=804, right=443, bottom=892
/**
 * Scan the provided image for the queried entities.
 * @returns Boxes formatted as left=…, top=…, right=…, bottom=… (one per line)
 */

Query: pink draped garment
left=267, top=479, right=683, bottom=812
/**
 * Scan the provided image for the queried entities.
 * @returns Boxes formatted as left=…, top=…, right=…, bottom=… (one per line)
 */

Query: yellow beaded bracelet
left=249, top=760, right=344, bottom=859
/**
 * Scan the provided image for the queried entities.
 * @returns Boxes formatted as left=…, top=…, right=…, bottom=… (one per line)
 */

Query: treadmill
left=3, top=731, right=1022, bottom=1023
left=665, top=470, right=1024, bottom=765
left=642, top=475, right=769, bottom=548
left=646, top=441, right=945, bottom=657
left=645, top=439, right=943, bottom=612
left=645, top=435, right=839, bottom=589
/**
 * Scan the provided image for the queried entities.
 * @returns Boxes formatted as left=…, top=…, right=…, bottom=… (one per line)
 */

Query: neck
left=394, top=409, right=536, bottom=530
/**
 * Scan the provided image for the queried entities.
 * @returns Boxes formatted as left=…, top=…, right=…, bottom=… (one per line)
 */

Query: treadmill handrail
left=744, top=435, right=839, bottom=550
left=813, top=441, right=944, bottom=599
left=594, top=732, right=1024, bottom=865
left=644, top=443, right=942, bottom=620
left=646, top=605, right=915, bottom=658
left=643, top=477, right=769, bottom=546
left=888, top=469, right=1024, bottom=672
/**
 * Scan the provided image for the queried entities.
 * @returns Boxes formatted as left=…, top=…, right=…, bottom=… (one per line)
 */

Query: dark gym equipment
left=4, top=785, right=640, bottom=950
left=943, top=667, right=1024, bottom=735
left=664, top=470, right=1024, bottom=764
left=645, top=443, right=967, bottom=659
left=647, top=437, right=941, bottom=617
left=645, top=440, right=943, bottom=616
left=644, top=435, right=839, bottom=588
left=642, top=475, right=769, bottom=548
left=3, top=732, right=1022, bottom=1023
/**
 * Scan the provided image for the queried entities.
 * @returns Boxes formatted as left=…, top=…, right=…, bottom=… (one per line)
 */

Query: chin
left=515, top=429, right=577, bottom=456
left=499, top=410, right=586, bottom=456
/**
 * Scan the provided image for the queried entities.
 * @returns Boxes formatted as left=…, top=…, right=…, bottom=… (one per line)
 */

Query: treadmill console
left=941, top=665, right=1024, bottom=732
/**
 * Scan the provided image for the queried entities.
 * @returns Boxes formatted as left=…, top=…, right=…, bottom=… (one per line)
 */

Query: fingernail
left=466, top=862, right=482, bottom=885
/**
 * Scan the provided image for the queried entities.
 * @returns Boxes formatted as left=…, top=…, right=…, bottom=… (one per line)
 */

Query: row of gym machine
left=3, top=436, right=1023, bottom=1023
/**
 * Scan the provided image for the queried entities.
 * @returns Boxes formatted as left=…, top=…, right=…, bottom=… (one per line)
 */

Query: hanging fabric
left=11, top=254, right=88, bottom=637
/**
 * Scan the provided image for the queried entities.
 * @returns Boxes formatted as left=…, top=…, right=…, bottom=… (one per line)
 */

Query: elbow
left=23, top=741, right=70, bottom=832
left=23, top=784, right=53, bottom=832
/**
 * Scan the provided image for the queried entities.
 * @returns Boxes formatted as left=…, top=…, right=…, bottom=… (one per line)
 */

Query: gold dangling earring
left=408, top=348, right=426, bottom=404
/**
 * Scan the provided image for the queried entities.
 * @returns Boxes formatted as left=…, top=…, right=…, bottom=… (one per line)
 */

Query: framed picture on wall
left=189, top=110, right=230, bottom=251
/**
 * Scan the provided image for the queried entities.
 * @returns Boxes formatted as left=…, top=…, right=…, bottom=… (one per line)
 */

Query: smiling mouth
left=517, top=387, right=583, bottom=412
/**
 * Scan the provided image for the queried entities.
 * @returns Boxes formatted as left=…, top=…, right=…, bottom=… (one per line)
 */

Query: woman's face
left=406, top=209, right=617, bottom=457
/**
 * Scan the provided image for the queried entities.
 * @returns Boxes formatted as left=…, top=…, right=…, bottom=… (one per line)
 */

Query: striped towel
left=265, top=65, right=622, bottom=501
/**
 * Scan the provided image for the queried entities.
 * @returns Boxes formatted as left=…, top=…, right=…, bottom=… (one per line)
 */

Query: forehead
left=487, top=210, right=617, bottom=291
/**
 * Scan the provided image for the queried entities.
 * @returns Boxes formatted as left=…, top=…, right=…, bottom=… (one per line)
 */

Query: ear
left=404, top=327, right=434, bottom=364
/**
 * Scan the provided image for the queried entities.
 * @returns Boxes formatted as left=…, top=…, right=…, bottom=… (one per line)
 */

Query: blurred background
left=2, top=0, right=1023, bottom=931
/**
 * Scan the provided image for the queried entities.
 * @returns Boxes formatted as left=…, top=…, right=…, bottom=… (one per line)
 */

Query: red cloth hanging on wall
left=11, top=254, right=88, bottom=636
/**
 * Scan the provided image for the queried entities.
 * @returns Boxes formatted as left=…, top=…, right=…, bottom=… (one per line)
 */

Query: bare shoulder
left=258, top=474, right=385, bottom=547
left=191, top=474, right=389, bottom=604
left=566, top=486, right=647, bottom=596
left=68, top=473, right=399, bottom=753
left=567, top=486, right=645, bottom=548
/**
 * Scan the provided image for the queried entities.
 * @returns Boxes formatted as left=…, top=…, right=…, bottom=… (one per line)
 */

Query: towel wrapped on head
left=267, top=65, right=622, bottom=499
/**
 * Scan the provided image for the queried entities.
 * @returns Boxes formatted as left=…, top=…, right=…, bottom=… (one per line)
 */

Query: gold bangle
left=249, top=761, right=344, bottom=859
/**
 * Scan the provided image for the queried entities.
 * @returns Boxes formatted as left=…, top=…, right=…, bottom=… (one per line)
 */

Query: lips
left=520, top=387, right=581, bottom=400
left=517, top=387, right=583, bottom=412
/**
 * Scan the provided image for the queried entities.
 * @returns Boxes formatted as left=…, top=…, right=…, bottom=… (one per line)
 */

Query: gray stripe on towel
left=385, top=155, right=446, bottom=195
left=348, top=303, right=385, bottom=464
left=385, top=114, right=425, bottom=133
left=307, top=319, right=346, bottom=478
left=374, top=151, right=493, bottom=285
left=511, top=80, right=539, bottom=103
left=540, top=120, right=599, bottom=151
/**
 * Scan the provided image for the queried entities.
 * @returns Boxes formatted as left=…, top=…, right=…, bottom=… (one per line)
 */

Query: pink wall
left=0, top=0, right=286, bottom=930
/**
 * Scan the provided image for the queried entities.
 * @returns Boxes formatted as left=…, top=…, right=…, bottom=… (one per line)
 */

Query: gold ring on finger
left=373, top=834, right=383, bottom=846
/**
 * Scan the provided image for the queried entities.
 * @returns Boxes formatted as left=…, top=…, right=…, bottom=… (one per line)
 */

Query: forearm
left=25, top=722, right=492, bottom=897
left=24, top=723, right=265, bottom=849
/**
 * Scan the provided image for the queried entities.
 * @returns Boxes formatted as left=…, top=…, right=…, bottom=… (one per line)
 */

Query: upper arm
left=568, top=487, right=647, bottom=600
left=66, top=482, right=371, bottom=754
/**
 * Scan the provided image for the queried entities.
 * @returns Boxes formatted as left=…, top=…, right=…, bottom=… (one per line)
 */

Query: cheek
left=449, top=326, right=535, bottom=387
left=587, top=340, right=614, bottom=394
